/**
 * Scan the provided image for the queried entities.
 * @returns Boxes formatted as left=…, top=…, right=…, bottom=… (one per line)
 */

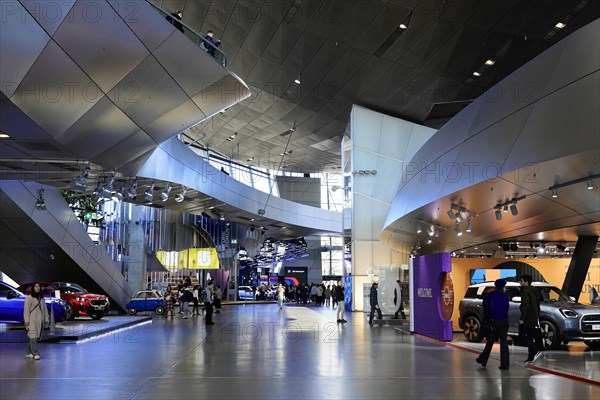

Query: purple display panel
left=412, top=253, right=453, bottom=341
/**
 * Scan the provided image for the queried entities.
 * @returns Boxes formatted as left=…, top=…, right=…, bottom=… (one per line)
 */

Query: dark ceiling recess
left=374, top=12, right=413, bottom=58
left=544, top=1, right=591, bottom=40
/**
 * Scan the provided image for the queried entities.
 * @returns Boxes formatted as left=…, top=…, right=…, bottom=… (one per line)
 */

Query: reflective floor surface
left=1, top=304, right=598, bottom=400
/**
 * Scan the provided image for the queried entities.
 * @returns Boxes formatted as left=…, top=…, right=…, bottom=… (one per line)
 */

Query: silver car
left=458, top=281, right=600, bottom=349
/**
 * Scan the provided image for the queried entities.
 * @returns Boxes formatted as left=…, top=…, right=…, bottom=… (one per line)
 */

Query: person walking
left=476, top=279, right=510, bottom=370
left=324, top=285, right=332, bottom=307
left=393, top=280, right=406, bottom=319
left=368, top=282, right=383, bottom=325
left=204, top=280, right=215, bottom=325
left=519, top=274, right=542, bottom=363
left=334, top=280, right=347, bottom=323
left=24, top=282, right=49, bottom=360
left=166, top=10, right=184, bottom=33
left=277, top=284, right=285, bottom=309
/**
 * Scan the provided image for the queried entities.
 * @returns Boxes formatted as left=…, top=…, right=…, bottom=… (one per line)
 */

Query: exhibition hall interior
left=0, top=0, right=599, bottom=399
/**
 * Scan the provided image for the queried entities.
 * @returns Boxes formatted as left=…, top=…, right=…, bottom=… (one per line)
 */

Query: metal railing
left=144, top=1, right=227, bottom=68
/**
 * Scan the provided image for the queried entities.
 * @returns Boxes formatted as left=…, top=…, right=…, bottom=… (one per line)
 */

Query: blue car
left=126, top=290, right=166, bottom=315
left=0, top=281, right=68, bottom=323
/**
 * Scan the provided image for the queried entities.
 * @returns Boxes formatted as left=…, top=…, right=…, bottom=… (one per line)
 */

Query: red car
left=18, top=282, right=110, bottom=320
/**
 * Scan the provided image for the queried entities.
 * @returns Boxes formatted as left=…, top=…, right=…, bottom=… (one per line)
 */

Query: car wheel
left=155, top=306, right=165, bottom=315
left=583, top=340, right=600, bottom=350
left=127, top=308, right=138, bottom=315
left=539, top=320, right=560, bottom=349
left=463, top=315, right=483, bottom=342
left=65, top=303, right=75, bottom=321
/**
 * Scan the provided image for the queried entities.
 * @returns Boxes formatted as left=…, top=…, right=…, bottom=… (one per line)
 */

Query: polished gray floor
left=1, top=304, right=598, bottom=400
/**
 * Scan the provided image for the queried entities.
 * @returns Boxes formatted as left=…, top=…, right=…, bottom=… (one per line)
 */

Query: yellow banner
left=156, top=248, right=220, bottom=270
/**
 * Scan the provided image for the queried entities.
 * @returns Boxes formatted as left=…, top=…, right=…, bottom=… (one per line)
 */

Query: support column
left=128, top=205, right=148, bottom=294
left=562, top=236, right=598, bottom=299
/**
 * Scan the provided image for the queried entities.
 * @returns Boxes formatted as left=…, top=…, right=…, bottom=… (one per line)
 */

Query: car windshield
left=539, top=286, right=575, bottom=303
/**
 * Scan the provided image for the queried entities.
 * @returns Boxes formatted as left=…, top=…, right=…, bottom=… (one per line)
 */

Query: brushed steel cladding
left=19, top=0, right=77, bottom=36
left=9, top=40, right=101, bottom=137
left=0, top=1, right=50, bottom=98
left=52, top=0, right=149, bottom=93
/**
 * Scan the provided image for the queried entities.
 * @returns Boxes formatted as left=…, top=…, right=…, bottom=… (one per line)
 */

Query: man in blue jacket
left=476, top=279, right=510, bottom=370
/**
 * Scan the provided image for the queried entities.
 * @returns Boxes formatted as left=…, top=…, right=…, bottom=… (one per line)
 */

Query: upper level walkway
left=0, top=304, right=597, bottom=399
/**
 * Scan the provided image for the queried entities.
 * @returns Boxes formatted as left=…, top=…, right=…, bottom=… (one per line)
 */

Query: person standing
left=24, top=282, right=49, bottom=360
left=519, top=274, right=542, bottom=363
left=476, top=279, right=510, bottom=370
left=204, top=280, right=215, bottom=325
left=334, top=280, right=347, bottom=323
left=277, top=284, right=285, bottom=309
left=164, top=286, right=174, bottom=317
left=192, top=285, right=200, bottom=316
left=203, top=30, right=221, bottom=58
left=324, top=285, right=332, bottom=307
left=166, top=10, right=184, bottom=33
left=180, top=286, right=193, bottom=319
left=368, top=282, right=383, bottom=325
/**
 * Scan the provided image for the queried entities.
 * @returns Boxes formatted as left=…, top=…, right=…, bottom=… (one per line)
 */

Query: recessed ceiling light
left=246, top=157, right=254, bottom=162
left=555, top=22, right=566, bottom=29
left=472, top=71, right=481, bottom=77
left=399, top=23, right=407, bottom=29
left=294, top=79, right=301, bottom=85
left=0, top=133, right=10, bottom=139
left=484, top=59, right=495, bottom=66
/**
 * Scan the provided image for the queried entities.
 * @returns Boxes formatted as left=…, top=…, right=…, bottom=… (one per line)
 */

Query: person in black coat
left=166, top=11, right=184, bottom=33
left=368, top=282, right=382, bottom=325
left=203, top=30, right=221, bottom=58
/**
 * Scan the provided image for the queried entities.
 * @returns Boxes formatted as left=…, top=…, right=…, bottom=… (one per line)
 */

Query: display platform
left=0, top=316, right=152, bottom=343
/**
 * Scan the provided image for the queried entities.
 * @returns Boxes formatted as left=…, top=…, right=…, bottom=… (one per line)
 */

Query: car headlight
left=76, top=297, right=85, bottom=302
left=560, top=309, right=579, bottom=318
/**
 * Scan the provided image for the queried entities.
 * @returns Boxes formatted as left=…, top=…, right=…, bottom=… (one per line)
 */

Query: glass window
left=464, top=287, right=478, bottom=298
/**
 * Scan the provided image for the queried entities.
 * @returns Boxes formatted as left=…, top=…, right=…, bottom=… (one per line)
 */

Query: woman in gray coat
left=24, top=282, right=49, bottom=360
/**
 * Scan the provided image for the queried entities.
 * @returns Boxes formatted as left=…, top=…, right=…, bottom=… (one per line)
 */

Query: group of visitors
left=165, top=11, right=221, bottom=58
left=162, top=279, right=221, bottom=325
left=476, top=274, right=542, bottom=370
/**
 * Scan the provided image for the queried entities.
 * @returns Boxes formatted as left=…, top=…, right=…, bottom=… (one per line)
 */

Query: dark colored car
left=126, top=290, right=165, bottom=315
left=18, top=281, right=110, bottom=320
left=0, top=281, right=68, bottom=323
left=459, top=281, right=600, bottom=349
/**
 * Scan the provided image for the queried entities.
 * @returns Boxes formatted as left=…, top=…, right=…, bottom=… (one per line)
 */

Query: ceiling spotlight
left=127, top=180, right=138, bottom=198
left=587, top=180, right=594, bottom=190
left=144, top=184, right=155, bottom=202
left=161, top=184, right=172, bottom=202
left=35, top=189, right=46, bottom=211
left=455, top=212, right=463, bottom=223
left=426, top=238, right=432, bottom=244
left=465, top=221, right=472, bottom=233
left=294, top=78, right=301, bottom=85
left=427, top=225, right=435, bottom=237
left=556, top=243, right=566, bottom=252
left=484, top=59, right=495, bottom=66
left=510, top=243, right=518, bottom=251
left=503, top=205, right=508, bottom=213
left=99, top=176, right=115, bottom=200
left=70, top=167, right=91, bottom=192
left=454, top=227, right=462, bottom=237
left=555, top=22, right=566, bottom=29
left=175, top=189, right=187, bottom=203
left=473, top=71, right=481, bottom=77
left=434, top=229, right=439, bottom=238
left=447, top=210, right=456, bottom=220
left=495, top=209, right=502, bottom=220
left=502, top=243, right=510, bottom=251
left=510, top=203, right=518, bottom=216
left=220, top=214, right=225, bottom=221
left=416, top=224, right=422, bottom=234
left=551, top=188, right=558, bottom=198
left=112, top=187, right=124, bottom=202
